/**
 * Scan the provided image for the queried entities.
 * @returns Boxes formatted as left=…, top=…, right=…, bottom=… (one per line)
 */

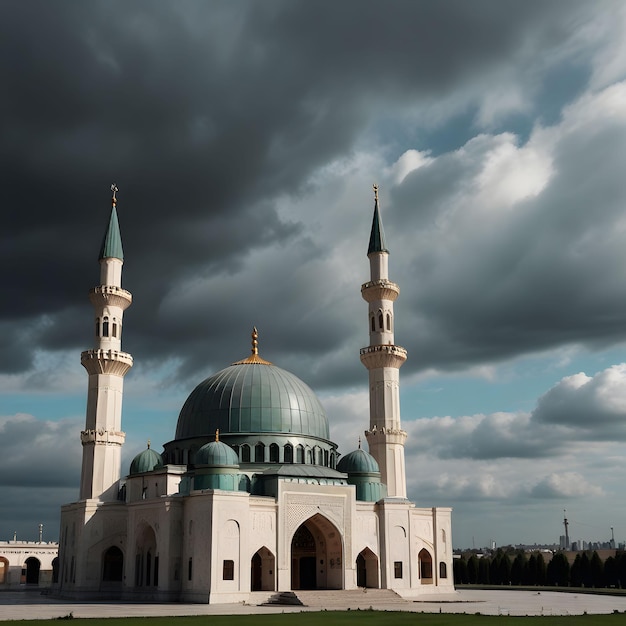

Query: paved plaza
left=2, top=589, right=626, bottom=620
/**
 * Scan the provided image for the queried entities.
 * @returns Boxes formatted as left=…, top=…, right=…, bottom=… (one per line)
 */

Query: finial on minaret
left=251, top=326, right=259, bottom=355
left=373, top=183, right=379, bottom=203
left=358, top=436, right=361, bottom=449
left=111, top=183, right=118, bottom=208
left=215, top=429, right=220, bottom=442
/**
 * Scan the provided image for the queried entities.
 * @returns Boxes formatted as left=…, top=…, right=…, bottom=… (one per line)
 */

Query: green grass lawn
left=11, top=612, right=626, bottom=626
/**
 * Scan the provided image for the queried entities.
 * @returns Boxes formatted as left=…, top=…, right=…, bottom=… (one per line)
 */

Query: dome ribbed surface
left=175, top=363, right=329, bottom=440
left=196, top=441, right=239, bottom=466
left=337, top=448, right=380, bottom=474
left=130, top=447, right=163, bottom=475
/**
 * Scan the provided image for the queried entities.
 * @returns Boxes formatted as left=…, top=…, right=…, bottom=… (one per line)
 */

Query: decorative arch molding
left=286, top=495, right=345, bottom=535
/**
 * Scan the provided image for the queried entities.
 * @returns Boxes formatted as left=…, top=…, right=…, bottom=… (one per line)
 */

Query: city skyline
left=2, top=1, right=626, bottom=548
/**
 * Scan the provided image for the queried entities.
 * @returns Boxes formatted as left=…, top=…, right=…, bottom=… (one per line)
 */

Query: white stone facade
left=0, top=541, right=59, bottom=588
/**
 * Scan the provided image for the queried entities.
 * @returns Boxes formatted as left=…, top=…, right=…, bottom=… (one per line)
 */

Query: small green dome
left=337, top=448, right=380, bottom=474
left=196, top=440, right=239, bottom=466
left=130, top=445, right=163, bottom=475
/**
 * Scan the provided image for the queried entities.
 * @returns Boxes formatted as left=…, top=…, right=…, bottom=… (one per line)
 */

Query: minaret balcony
left=361, top=279, right=400, bottom=303
left=81, top=349, right=134, bottom=376
left=360, top=344, right=407, bottom=369
left=89, top=285, right=133, bottom=310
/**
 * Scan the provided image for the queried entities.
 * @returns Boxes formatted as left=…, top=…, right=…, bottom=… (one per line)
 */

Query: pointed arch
left=24, top=557, right=40, bottom=585
left=290, top=513, right=343, bottom=590
left=419, top=548, right=433, bottom=583
left=251, top=546, right=275, bottom=591
left=135, top=522, right=158, bottom=587
left=102, top=546, right=124, bottom=583
left=356, top=547, right=379, bottom=588
left=0, top=557, right=8, bottom=585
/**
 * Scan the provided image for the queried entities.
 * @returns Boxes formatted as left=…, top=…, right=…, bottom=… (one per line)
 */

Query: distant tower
left=361, top=185, right=408, bottom=498
left=79, top=185, right=133, bottom=501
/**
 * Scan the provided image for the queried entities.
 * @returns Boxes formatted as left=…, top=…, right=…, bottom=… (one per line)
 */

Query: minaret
left=79, top=185, right=133, bottom=501
left=361, top=185, right=408, bottom=498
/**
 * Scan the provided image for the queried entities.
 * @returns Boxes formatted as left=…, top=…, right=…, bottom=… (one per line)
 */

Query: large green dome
left=175, top=362, right=330, bottom=440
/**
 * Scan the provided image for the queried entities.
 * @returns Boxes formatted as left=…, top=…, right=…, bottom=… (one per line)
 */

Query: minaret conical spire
left=99, top=184, right=124, bottom=261
left=367, top=184, right=388, bottom=255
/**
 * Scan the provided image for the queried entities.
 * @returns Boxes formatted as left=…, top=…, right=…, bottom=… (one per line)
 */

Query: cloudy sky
left=2, top=0, right=626, bottom=549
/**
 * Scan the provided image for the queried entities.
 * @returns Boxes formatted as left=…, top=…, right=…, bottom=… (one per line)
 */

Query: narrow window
left=188, top=557, right=193, bottom=581
left=284, top=444, right=293, bottom=463
left=102, top=317, right=109, bottom=337
left=154, top=556, right=159, bottom=586
left=223, top=560, right=234, bottom=580
left=241, top=445, right=251, bottom=463
left=95, top=318, right=100, bottom=337
left=255, top=443, right=265, bottom=462
left=439, top=562, right=447, bottom=579
left=370, top=316, right=375, bottom=332
left=378, top=311, right=383, bottom=329
left=112, top=321, right=118, bottom=337
left=306, top=449, right=313, bottom=464
left=394, top=561, right=403, bottom=579
left=296, top=445, right=304, bottom=464
left=269, top=443, right=279, bottom=463
left=386, top=313, right=391, bottom=331
left=324, top=449, right=329, bottom=466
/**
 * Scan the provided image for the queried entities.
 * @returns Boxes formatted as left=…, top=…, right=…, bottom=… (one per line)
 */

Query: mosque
left=56, top=186, right=454, bottom=603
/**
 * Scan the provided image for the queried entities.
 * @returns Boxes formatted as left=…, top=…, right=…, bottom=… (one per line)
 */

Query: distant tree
left=467, top=555, right=479, bottom=584
left=580, top=552, right=591, bottom=587
left=478, top=556, right=491, bottom=584
left=499, top=552, right=512, bottom=585
left=617, top=552, right=626, bottom=588
left=511, top=552, right=527, bottom=585
left=604, top=556, right=618, bottom=588
left=490, top=551, right=502, bottom=585
left=525, top=554, right=537, bottom=585
left=454, top=557, right=468, bottom=584
left=590, top=551, right=604, bottom=588
left=547, top=552, right=570, bottom=586
left=570, top=554, right=582, bottom=587
left=536, top=552, right=547, bottom=586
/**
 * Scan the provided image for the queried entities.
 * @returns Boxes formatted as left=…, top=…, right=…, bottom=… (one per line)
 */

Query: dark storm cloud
left=0, top=0, right=593, bottom=383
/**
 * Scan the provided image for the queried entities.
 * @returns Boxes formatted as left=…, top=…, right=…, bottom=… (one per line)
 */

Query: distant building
left=56, top=186, right=454, bottom=603
left=0, top=540, right=58, bottom=588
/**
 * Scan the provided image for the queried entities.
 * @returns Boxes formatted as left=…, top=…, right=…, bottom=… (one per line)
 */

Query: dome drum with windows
left=162, top=328, right=338, bottom=469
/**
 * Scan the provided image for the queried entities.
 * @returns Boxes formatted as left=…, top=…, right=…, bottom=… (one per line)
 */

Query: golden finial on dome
left=111, top=183, right=118, bottom=208
left=232, top=327, right=273, bottom=365
left=215, top=429, right=219, bottom=442
left=358, top=436, right=361, bottom=449
left=147, top=439, right=151, bottom=449
left=373, top=183, right=379, bottom=203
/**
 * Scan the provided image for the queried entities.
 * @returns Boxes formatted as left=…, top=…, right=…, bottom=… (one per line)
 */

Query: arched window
left=296, top=445, right=304, bottom=464
left=419, top=549, right=433, bottom=579
left=439, top=561, right=447, bottom=578
left=95, top=318, right=100, bottom=337
left=255, top=443, right=265, bottom=463
left=378, top=311, right=384, bottom=329
left=102, top=316, right=109, bottom=337
left=386, top=313, right=391, bottom=331
left=241, top=445, right=251, bottom=463
left=330, top=451, right=336, bottom=468
left=269, top=443, right=279, bottom=463
left=112, top=319, right=118, bottom=337
left=284, top=444, right=293, bottom=463
left=324, top=449, right=329, bottom=466
left=306, top=449, right=313, bottom=464
left=370, top=315, right=375, bottom=332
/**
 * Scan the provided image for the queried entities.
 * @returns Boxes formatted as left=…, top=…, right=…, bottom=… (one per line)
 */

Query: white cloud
left=529, top=472, right=604, bottom=499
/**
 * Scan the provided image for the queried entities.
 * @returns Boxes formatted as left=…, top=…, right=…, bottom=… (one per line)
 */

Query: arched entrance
left=356, top=547, right=379, bottom=588
left=251, top=546, right=275, bottom=591
left=25, top=557, right=40, bottom=585
left=418, top=548, right=433, bottom=584
left=290, top=513, right=343, bottom=590
left=102, top=546, right=124, bottom=583
left=0, top=557, right=8, bottom=585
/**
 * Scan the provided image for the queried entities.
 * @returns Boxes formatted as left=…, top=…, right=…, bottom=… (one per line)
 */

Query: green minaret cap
left=99, top=206, right=124, bottom=260
left=99, top=186, right=124, bottom=260
left=367, top=184, right=388, bottom=255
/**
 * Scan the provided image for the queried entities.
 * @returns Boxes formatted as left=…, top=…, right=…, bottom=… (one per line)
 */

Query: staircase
left=272, top=588, right=410, bottom=610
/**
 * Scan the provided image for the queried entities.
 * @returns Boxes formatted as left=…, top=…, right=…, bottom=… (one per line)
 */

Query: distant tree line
left=453, top=549, right=626, bottom=588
